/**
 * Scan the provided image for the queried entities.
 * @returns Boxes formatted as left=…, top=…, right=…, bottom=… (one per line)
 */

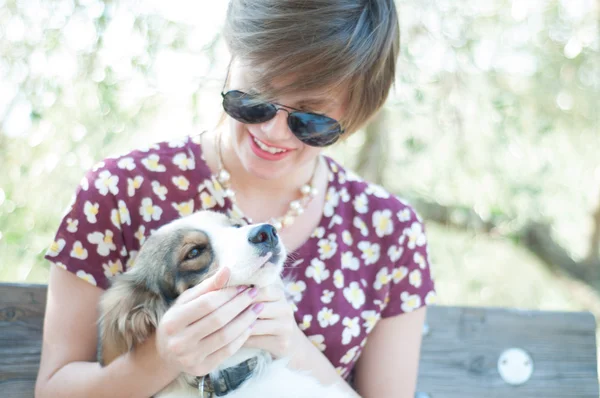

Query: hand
left=242, top=283, right=302, bottom=359
left=155, top=267, right=264, bottom=377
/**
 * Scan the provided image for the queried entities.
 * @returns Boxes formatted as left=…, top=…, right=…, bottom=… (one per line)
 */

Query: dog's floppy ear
left=97, top=274, right=169, bottom=366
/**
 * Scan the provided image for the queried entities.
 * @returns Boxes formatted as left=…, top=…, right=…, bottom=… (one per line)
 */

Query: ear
left=97, top=275, right=169, bottom=366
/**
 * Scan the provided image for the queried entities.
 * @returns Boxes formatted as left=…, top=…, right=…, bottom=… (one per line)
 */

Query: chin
left=96, top=210, right=350, bottom=398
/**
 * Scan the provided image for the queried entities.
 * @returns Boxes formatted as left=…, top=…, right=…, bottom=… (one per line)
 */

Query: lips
left=248, top=133, right=294, bottom=161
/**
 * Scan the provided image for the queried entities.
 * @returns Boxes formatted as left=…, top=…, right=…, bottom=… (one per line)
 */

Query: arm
left=35, top=266, right=179, bottom=398
left=353, top=306, right=427, bottom=398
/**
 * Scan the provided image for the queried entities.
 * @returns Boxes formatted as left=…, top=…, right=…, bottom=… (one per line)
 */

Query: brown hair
left=222, top=0, right=400, bottom=135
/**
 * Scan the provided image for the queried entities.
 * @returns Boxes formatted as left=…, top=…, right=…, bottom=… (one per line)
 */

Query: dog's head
left=97, top=210, right=287, bottom=366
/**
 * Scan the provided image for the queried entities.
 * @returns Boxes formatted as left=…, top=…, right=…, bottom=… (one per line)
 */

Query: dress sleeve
left=380, top=204, right=437, bottom=318
left=44, top=160, right=129, bottom=290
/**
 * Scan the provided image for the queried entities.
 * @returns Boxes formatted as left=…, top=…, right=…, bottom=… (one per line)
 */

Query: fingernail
left=249, top=320, right=257, bottom=329
left=237, top=285, right=248, bottom=293
left=252, top=303, right=264, bottom=314
left=248, top=287, right=258, bottom=298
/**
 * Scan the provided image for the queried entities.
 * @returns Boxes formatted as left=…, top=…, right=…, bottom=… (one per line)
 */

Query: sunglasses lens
left=288, top=113, right=342, bottom=147
left=223, top=91, right=276, bottom=124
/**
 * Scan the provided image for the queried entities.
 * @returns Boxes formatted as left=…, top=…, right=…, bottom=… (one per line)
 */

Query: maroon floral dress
left=45, top=133, right=437, bottom=379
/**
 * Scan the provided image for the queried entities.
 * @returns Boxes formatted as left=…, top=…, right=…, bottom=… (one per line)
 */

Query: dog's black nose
left=248, top=224, right=278, bottom=248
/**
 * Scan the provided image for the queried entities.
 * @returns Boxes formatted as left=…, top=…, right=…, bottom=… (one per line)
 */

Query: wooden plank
left=0, top=283, right=47, bottom=398
left=416, top=305, right=599, bottom=398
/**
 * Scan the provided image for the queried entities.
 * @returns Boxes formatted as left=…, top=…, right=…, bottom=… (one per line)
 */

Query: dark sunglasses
left=221, top=90, right=344, bottom=147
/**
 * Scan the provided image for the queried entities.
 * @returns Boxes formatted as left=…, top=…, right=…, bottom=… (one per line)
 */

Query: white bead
left=301, top=184, right=312, bottom=195
left=273, top=220, right=283, bottom=230
left=295, top=207, right=304, bottom=215
left=310, top=187, right=318, bottom=197
left=218, top=169, right=230, bottom=183
left=225, top=189, right=235, bottom=198
left=283, top=215, right=295, bottom=226
left=290, top=200, right=301, bottom=211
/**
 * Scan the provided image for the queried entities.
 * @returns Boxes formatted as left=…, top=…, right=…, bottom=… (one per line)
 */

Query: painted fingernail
left=248, top=287, right=258, bottom=298
left=249, top=320, right=257, bottom=329
left=252, top=303, right=264, bottom=314
left=237, top=285, right=248, bottom=293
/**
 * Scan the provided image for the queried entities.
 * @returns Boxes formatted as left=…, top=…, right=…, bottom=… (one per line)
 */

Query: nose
left=261, top=109, right=291, bottom=140
left=248, top=224, right=279, bottom=249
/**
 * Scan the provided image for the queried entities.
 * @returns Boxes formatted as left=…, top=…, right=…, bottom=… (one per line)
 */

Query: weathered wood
left=416, top=305, right=599, bottom=398
left=0, top=283, right=47, bottom=398
left=1, top=283, right=598, bottom=398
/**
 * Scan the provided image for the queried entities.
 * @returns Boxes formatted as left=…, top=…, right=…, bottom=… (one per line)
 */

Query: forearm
left=37, top=335, right=178, bottom=398
left=289, top=329, right=361, bottom=398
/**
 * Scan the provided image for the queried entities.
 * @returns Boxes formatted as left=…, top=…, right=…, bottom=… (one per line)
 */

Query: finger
left=253, top=301, right=288, bottom=320
left=190, top=287, right=262, bottom=341
left=243, top=335, right=276, bottom=351
left=177, top=266, right=231, bottom=305
left=169, top=286, right=249, bottom=330
left=254, top=284, right=285, bottom=303
left=199, top=301, right=263, bottom=355
left=199, top=324, right=253, bottom=375
left=247, top=319, right=281, bottom=336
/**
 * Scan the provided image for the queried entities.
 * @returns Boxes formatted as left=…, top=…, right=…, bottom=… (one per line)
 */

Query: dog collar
left=196, top=356, right=258, bottom=397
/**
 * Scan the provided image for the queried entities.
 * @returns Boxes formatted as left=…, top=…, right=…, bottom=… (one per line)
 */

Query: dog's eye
left=232, top=223, right=242, bottom=229
left=186, top=245, right=206, bottom=260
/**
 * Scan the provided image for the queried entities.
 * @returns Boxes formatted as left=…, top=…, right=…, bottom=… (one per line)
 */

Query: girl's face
left=224, top=61, right=346, bottom=182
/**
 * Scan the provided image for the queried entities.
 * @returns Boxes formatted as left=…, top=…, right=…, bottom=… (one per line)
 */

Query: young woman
left=35, top=1, right=436, bottom=397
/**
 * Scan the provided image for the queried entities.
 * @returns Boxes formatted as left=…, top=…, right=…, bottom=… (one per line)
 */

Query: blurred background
left=1, top=0, right=599, bottom=323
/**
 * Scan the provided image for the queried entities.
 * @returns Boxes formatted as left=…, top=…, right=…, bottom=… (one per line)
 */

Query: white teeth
left=253, top=136, right=287, bottom=154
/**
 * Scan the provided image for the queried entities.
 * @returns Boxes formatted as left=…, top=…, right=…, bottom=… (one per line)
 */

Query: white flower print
left=308, top=334, right=326, bottom=351
left=341, top=251, right=359, bottom=271
left=353, top=217, right=368, bottom=237
left=80, top=176, right=89, bottom=191
left=392, top=266, right=409, bottom=283
left=404, top=221, right=427, bottom=249
left=201, top=179, right=226, bottom=207
left=338, top=187, right=350, bottom=202
left=110, top=209, right=121, bottom=230
left=120, top=246, right=128, bottom=257
left=374, top=267, right=391, bottom=290
left=103, top=259, right=124, bottom=278
left=414, top=251, right=427, bottom=269
left=66, top=218, right=78, bottom=233
left=117, top=157, right=136, bottom=171
left=345, top=170, right=361, bottom=182
left=172, top=200, right=194, bottom=217
left=200, top=192, right=216, bottom=209
left=373, top=209, right=393, bottom=238
left=84, top=201, right=99, bottom=223
left=400, top=291, right=422, bottom=312
left=299, top=314, right=312, bottom=331
left=338, top=171, right=347, bottom=184
left=340, top=346, right=359, bottom=365
left=46, top=239, right=66, bottom=257
left=168, top=138, right=187, bottom=148
left=126, top=250, right=138, bottom=269
left=305, top=258, right=330, bottom=284
left=139, top=197, right=163, bottom=222
left=151, top=181, right=168, bottom=201
left=343, top=282, right=366, bottom=310
left=321, top=290, right=334, bottom=304
left=285, top=280, right=307, bottom=302
left=397, top=208, right=411, bottom=222
left=323, top=187, right=340, bottom=217
left=317, top=307, right=340, bottom=328
left=141, top=154, right=166, bottom=172
left=118, top=200, right=131, bottom=226
left=173, top=152, right=195, bottom=171
left=54, top=262, right=67, bottom=270
left=76, top=270, right=96, bottom=285
left=409, top=269, right=423, bottom=288
left=92, top=161, right=105, bottom=172
left=70, top=241, right=88, bottom=260
left=425, top=290, right=438, bottom=305
left=328, top=214, right=343, bottom=229
left=353, top=193, right=368, bottom=214
left=134, top=225, right=146, bottom=245
left=311, top=226, right=325, bottom=239
left=172, top=176, right=190, bottom=191
left=317, top=234, right=338, bottom=260
left=127, top=176, right=144, bottom=197
left=342, top=230, right=353, bottom=245
left=94, top=170, right=119, bottom=196
left=357, top=241, right=380, bottom=265
left=333, top=269, right=345, bottom=289
left=360, top=310, right=380, bottom=333
left=365, top=183, right=390, bottom=199
left=87, top=230, right=117, bottom=256
left=342, top=316, right=361, bottom=345
left=388, top=245, right=403, bottom=262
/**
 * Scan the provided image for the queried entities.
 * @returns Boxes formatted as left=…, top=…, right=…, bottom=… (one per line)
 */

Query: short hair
left=222, top=0, right=400, bottom=135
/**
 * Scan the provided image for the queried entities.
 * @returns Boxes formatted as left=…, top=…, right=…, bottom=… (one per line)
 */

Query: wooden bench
left=1, top=282, right=598, bottom=397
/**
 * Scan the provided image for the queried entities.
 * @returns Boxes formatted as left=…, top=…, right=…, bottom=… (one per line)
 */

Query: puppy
left=97, top=210, right=350, bottom=397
